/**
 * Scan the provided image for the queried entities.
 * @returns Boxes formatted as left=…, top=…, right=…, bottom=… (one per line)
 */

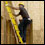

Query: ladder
left=5, top=1, right=23, bottom=44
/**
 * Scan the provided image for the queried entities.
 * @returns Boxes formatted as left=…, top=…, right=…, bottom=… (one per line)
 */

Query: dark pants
left=18, top=18, right=31, bottom=42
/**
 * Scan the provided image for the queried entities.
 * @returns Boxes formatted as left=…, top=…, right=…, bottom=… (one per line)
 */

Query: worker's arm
left=12, top=13, right=19, bottom=17
left=8, top=5, right=19, bottom=10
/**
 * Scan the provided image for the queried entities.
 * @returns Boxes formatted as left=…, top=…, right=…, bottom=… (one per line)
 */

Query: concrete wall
left=1, top=1, right=44, bottom=44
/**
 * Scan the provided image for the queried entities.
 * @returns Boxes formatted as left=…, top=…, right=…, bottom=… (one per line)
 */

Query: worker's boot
left=23, top=42, right=26, bottom=44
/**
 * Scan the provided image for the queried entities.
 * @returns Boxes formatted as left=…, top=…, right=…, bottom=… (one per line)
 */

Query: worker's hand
left=5, top=4, right=11, bottom=7
left=5, top=4, right=9, bottom=6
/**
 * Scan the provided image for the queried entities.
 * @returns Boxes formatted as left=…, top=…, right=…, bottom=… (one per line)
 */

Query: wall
left=12, top=1, right=44, bottom=44
left=6, top=20, right=16, bottom=44
left=1, top=1, right=5, bottom=44
left=27, top=1, right=44, bottom=44
left=1, top=1, right=44, bottom=44
left=1, top=1, right=16, bottom=44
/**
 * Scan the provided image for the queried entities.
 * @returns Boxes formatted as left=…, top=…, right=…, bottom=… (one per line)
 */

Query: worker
left=8, top=2, right=32, bottom=44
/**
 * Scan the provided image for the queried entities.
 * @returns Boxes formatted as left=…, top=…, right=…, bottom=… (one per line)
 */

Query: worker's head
left=19, top=2, right=24, bottom=7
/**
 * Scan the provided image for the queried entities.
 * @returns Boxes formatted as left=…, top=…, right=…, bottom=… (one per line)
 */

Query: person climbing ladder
left=8, top=2, right=32, bottom=44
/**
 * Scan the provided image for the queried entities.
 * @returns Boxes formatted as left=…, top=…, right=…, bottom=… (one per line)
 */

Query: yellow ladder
left=5, top=1, right=23, bottom=44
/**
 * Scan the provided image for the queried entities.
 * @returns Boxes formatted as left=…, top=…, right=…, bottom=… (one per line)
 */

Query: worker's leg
left=23, top=19, right=31, bottom=42
left=21, top=19, right=27, bottom=42
left=18, top=21, right=24, bottom=38
left=23, top=26, right=26, bottom=42
left=23, top=22, right=27, bottom=42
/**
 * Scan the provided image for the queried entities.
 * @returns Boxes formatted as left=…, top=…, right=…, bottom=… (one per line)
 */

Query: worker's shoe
left=23, top=42, right=26, bottom=44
